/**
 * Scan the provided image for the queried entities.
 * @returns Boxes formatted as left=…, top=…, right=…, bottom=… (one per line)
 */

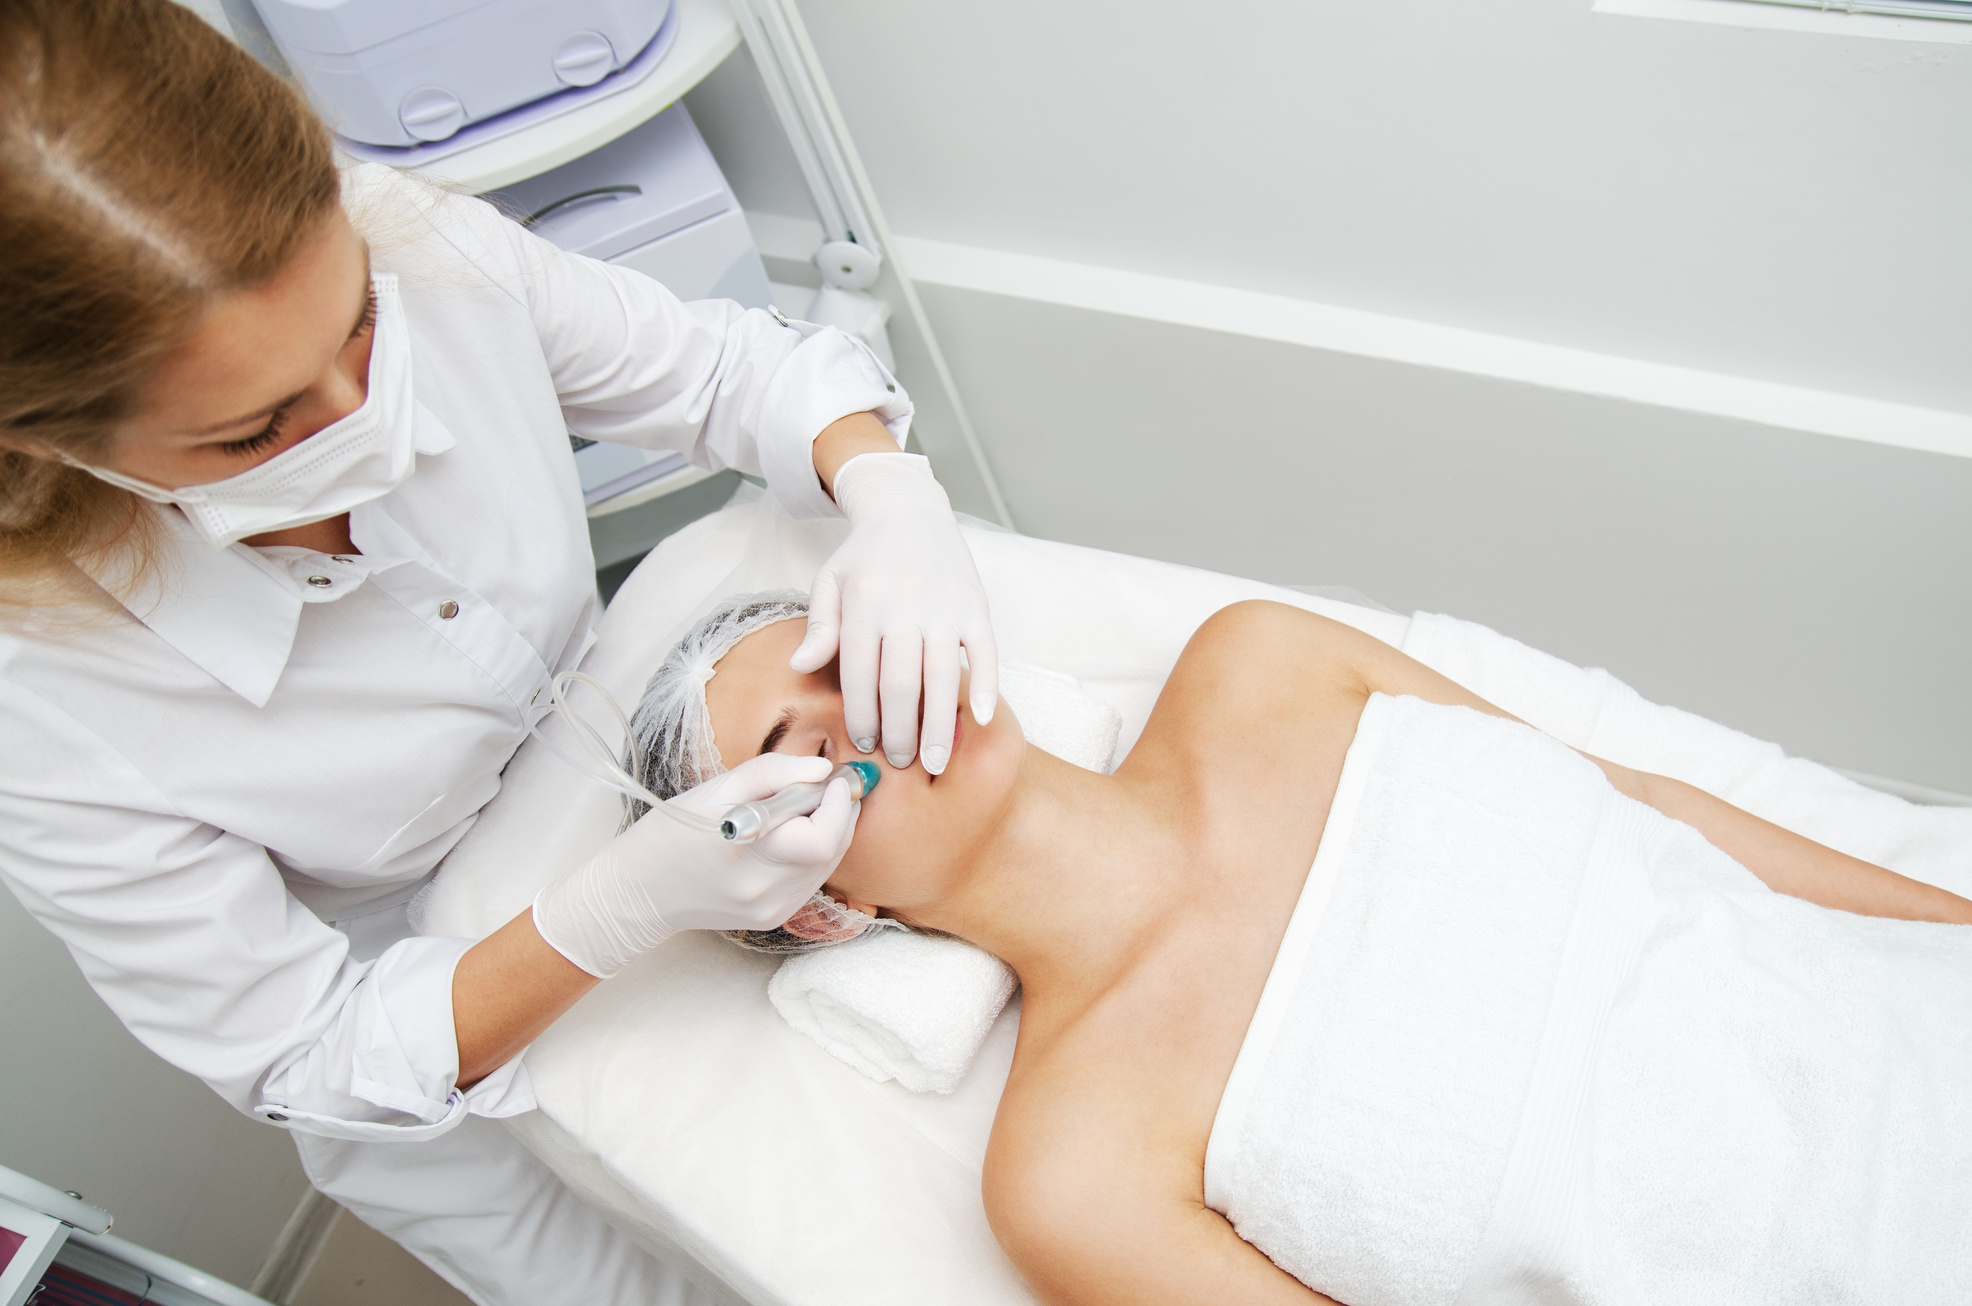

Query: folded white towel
left=769, top=929, right=1019, bottom=1094
left=766, top=662, right=1118, bottom=1093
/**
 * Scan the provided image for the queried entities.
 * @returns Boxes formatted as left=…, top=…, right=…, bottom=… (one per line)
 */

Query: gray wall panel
left=920, top=283, right=1972, bottom=793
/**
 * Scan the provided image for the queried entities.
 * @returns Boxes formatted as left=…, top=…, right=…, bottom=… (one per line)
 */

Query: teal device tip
left=845, top=760, right=880, bottom=799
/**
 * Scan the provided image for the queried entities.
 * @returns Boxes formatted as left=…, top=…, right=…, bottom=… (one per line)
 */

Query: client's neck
left=912, top=746, right=1185, bottom=998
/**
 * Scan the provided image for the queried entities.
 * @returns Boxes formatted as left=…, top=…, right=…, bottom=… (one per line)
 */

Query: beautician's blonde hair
left=0, top=0, right=340, bottom=606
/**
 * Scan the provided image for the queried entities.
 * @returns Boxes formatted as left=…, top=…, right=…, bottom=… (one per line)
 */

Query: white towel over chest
left=1205, top=693, right=1972, bottom=1306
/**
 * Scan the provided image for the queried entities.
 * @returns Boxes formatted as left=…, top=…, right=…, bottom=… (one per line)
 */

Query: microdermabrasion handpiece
left=719, top=760, right=880, bottom=843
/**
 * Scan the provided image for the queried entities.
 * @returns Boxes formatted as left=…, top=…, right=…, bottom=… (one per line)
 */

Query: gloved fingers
left=838, top=616, right=881, bottom=755
left=918, top=631, right=961, bottom=775
left=960, top=619, right=999, bottom=726
left=789, top=567, right=843, bottom=674
left=685, top=752, right=834, bottom=807
left=758, top=777, right=858, bottom=875
left=878, top=629, right=924, bottom=770
left=804, top=775, right=860, bottom=863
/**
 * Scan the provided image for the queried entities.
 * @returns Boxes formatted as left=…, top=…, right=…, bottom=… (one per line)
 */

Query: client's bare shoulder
left=1132, top=600, right=1386, bottom=803
left=1159, top=600, right=1384, bottom=721
left=982, top=602, right=1373, bottom=1305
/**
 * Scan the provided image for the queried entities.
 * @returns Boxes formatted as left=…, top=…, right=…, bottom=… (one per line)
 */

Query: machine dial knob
left=553, top=31, right=618, bottom=87
left=398, top=86, right=466, bottom=142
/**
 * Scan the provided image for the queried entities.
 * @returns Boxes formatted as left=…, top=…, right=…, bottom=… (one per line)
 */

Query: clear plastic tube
left=527, top=672, right=723, bottom=836
left=528, top=675, right=879, bottom=843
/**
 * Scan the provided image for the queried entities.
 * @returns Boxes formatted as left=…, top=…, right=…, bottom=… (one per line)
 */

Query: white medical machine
left=487, top=103, right=774, bottom=513
left=0, top=1164, right=272, bottom=1306
left=248, top=0, right=675, bottom=149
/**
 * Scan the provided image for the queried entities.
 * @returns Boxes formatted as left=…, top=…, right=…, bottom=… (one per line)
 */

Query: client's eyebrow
left=759, top=707, right=797, bottom=756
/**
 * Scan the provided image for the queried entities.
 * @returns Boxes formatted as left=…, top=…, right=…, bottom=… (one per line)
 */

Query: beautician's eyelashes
left=352, top=285, right=378, bottom=338
left=219, top=407, right=288, bottom=457
left=213, top=288, right=373, bottom=459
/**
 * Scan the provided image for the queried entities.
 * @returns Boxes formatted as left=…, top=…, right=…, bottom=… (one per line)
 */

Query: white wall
left=796, top=0, right=1972, bottom=412
left=0, top=887, right=309, bottom=1286
left=687, top=2, right=1972, bottom=794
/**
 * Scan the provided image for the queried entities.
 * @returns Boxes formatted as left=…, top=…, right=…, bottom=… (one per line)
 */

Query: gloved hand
left=532, top=754, right=858, bottom=978
left=790, top=451, right=998, bottom=775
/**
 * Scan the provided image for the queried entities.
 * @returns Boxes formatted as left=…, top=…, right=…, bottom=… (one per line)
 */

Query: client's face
left=704, top=618, right=1025, bottom=920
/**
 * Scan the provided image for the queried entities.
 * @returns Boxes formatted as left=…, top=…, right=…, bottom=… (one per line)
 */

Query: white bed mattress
left=413, top=488, right=1409, bottom=1306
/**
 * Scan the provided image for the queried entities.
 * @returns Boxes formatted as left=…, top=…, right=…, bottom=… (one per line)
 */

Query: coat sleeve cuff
left=251, top=936, right=538, bottom=1141
left=757, top=323, right=912, bottom=520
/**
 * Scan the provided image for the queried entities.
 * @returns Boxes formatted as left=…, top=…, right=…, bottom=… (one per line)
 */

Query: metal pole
left=727, top=0, right=1014, bottom=527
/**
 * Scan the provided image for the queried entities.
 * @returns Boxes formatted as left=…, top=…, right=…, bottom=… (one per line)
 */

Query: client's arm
left=1584, top=763, right=1972, bottom=925
left=1277, top=604, right=1972, bottom=927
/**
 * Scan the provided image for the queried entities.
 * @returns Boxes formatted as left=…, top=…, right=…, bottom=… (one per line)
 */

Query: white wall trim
left=872, top=232, right=1972, bottom=460
left=1593, top=0, right=1972, bottom=45
left=748, top=209, right=1972, bottom=459
left=1836, top=766, right=1972, bottom=806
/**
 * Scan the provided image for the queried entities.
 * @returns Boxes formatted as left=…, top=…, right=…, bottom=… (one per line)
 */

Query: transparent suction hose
left=528, top=673, right=878, bottom=844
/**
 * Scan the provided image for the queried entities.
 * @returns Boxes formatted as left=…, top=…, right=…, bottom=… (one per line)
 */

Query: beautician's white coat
left=0, top=165, right=907, bottom=1304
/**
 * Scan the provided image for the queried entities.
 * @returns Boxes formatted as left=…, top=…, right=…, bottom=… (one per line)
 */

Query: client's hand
left=531, top=754, right=859, bottom=978
left=791, top=451, right=998, bottom=775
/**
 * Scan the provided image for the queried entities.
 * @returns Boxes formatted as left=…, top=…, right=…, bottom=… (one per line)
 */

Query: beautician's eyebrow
left=758, top=707, right=797, bottom=757
left=188, top=246, right=375, bottom=437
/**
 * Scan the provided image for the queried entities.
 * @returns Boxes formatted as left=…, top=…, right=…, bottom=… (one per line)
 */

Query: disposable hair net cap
left=736, top=891, right=900, bottom=954
left=629, top=589, right=902, bottom=954
left=629, top=590, right=812, bottom=809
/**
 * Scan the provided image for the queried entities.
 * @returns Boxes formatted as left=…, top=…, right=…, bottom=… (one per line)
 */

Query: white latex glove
left=532, top=754, right=858, bottom=978
left=790, top=451, right=998, bottom=775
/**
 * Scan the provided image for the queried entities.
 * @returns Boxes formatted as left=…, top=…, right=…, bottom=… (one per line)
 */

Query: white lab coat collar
left=76, top=404, right=457, bottom=708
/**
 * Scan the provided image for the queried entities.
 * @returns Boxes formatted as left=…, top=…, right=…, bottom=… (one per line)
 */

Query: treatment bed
left=413, top=487, right=1972, bottom=1306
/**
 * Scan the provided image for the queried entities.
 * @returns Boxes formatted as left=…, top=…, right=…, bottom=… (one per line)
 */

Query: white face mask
left=64, top=274, right=419, bottom=548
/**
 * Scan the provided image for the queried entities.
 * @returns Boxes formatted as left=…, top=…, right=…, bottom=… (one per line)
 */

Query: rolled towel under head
left=767, top=661, right=1121, bottom=1092
left=770, top=929, right=1019, bottom=1094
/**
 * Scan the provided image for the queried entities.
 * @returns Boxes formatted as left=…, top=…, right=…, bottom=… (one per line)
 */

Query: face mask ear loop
left=51, top=450, right=186, bottom=505
left=529, top=672, right=724, bottom=837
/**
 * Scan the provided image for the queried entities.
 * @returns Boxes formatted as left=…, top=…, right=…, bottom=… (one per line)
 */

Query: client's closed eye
left=757, top=706, right=833, bottom=761
left=759, top=707, right=797, bottom=757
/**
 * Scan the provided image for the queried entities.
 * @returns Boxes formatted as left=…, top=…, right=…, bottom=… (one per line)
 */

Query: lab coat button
left=306, top=575, right=333, bottom=588
left=439, top=601, right=460, bottom=619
